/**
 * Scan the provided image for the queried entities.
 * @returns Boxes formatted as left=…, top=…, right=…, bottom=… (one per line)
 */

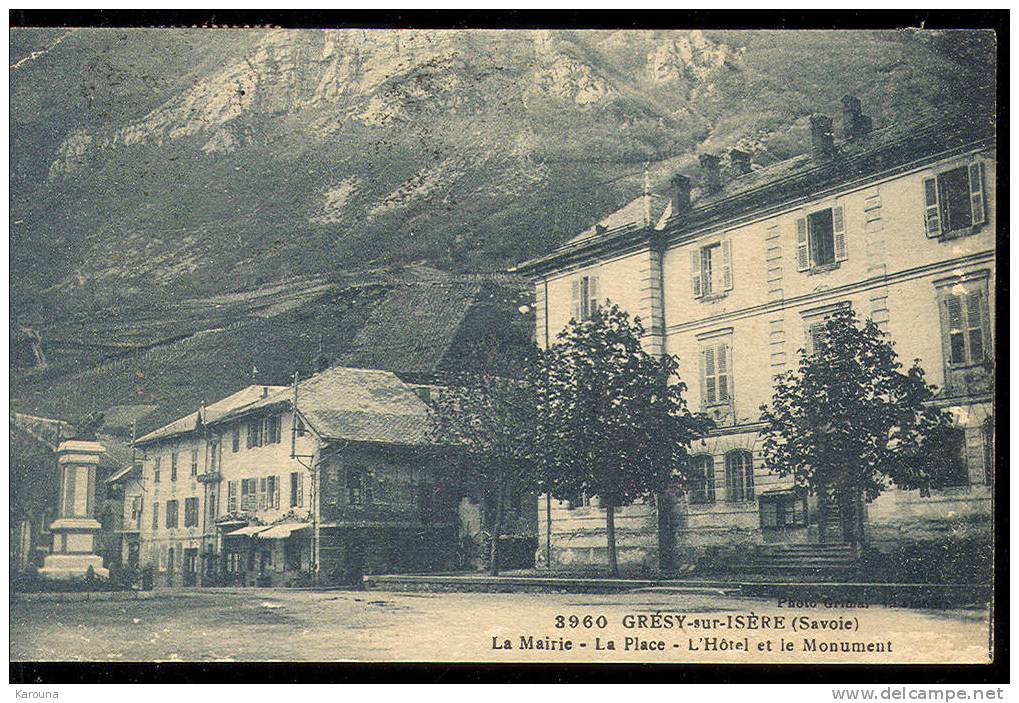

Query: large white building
left=516, top=97, right=995, bottom=577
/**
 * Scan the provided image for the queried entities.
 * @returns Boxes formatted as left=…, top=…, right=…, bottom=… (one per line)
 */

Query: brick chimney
left=699, top=153, right=722, bottom=193
left=839, top=94, right=872, bottom=141
left=809, top=114, right=835, bottom=161
left=728, top=149, right=752, bottom=176
left=670, top=174, right=692, bottom=215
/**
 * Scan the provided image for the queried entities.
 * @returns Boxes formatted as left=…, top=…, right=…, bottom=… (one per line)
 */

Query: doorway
left=183, top=548, right=199, bottom=586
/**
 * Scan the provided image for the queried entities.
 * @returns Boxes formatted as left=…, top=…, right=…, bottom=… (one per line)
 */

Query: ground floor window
left=725, top=450, right=754, bottom=502
left=759, top=491, right=808, bottom=529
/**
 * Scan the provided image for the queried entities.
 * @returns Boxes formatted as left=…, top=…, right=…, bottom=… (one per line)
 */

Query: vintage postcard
left=9, top=18, right=1000, bottom=675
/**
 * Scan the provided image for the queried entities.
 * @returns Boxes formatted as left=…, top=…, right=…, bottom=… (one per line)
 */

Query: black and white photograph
left=8, top=12, right=1003, bottom=681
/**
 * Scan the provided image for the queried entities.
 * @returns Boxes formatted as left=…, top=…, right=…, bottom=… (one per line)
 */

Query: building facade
left=517, top=98, right=995, bottom=576
left=132, top=367, right=477, bottom=587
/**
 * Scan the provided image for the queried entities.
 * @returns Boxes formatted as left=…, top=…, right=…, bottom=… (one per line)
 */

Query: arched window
left=725, top=450, right=754, bottom=502
left=688, top=454, right=715, bottom=504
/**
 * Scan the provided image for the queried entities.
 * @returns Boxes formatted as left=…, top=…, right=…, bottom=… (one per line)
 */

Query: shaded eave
left=513, top=118, right=995, bottom=279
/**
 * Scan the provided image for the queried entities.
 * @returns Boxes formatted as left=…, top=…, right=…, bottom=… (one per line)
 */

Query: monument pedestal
left=39, top=441, right=110, bottom=580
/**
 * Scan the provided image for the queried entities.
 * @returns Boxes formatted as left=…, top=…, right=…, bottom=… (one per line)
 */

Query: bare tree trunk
left=605, top=498, right=619, bottom=578
left=489, top=480, right=506, bottom=577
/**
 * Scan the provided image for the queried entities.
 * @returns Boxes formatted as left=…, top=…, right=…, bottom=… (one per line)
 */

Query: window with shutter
left=703, top=347, right=716, bottom=405
left=228, top=481, right=238, bottom=513
left=935, top=275, right=992, bottom=395
left=808, top=209, right=836, bottom=266
left=166, top=500, right=179, bottom=529
left=795, top=218, right=810, bottom=271
left=942, top=291, right=988, bottom=366
left=799, top=207, right=847, bottom=271
left=928, top=164, right=987, bottom=235
left=690, top=249, right=703, bottom=298
left=701, top=341, right=732, bottom=408
left=716, top=344, right=729, bottom=402
left=571, top=275, right=600, bottom=321
left=969, top=162, right=986, bottom=225
left=923, top=177, right=942, bottom=236
left=721, top=239, right=733, bottom=290
left=832, top=205, right=847, bottom=261
left=586, top=276, right=599, bottom=318
left=805, top=321, right=826, bottom=356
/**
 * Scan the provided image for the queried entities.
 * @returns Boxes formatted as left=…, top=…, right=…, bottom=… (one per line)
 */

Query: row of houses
left=11, top=279, right=538, bottom=587
left=14, top=95, right=996, bottom=584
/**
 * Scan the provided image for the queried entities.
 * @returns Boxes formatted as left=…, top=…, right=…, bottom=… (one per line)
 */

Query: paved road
left=10, top=588, right=992, bottom=663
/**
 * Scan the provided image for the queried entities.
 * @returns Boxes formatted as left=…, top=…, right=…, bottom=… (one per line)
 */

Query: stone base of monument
left=38, top=553, right=109, bottom=580
left=38, top=516, right=109, bottom=580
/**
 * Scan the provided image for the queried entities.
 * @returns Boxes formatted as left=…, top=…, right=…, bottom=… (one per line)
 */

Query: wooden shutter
left=258, top=477, right=267, bottom=509
left=968, top=162, right=986, bottom=225
left=944, top=295, right=966, bottom=364
left=570, top=279, right=581, bottom=321
left=923, top=176, right=942, bottom=237
left=588, top=276, right=599, bottom=316
left=966, top=292, right=985, bottom=362
left=703, top=347, right=717, bottom=404
left=795, top=218, right=810, bottom=271
left=691, top=249, right=703, bottom=298
left=298, top=472, right=304, bottom=507
left=721, top=239, right=733, bottom=290
left=716, top=343, right=729, bottom=402
left=275, top=475, right=281, bottom=509
left=832, top=205, right=847, bottom=261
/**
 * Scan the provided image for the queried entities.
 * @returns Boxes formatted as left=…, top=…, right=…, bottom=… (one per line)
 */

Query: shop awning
left=257, top=522, right=311, bottom=540
left=225, top=524, right=273, bottom=538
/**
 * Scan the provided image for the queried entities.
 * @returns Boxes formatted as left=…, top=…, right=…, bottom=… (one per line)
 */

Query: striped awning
left=257, top=522, right=311, bottom=540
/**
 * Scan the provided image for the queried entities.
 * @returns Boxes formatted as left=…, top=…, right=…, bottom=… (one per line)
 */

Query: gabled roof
left=215, top=366, right=434, bottom=447
left=106, top=461, right=142, bottom=484
left=566, top=193, right=671, bottom=245
left=337, top=282, right=483, bottom=377
left=134, top=384, right=286, bottom=446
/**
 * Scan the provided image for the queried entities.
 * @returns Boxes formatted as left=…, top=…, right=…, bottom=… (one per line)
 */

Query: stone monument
left=38, top=440, right=109, bottom=580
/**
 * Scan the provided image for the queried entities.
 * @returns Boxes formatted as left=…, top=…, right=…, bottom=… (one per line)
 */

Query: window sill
left=936, top=224, right=985, bottom=242
left=806, top=262, right=841, bottom=276
left=697, top=292, right=730, bottom=303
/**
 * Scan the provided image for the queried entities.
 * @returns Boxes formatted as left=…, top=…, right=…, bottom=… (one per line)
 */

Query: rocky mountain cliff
left=11, top=28, right=994, bottom=325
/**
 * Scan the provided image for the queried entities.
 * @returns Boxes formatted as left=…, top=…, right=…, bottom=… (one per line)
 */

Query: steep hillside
left=11, top=29, right=994, bottom=326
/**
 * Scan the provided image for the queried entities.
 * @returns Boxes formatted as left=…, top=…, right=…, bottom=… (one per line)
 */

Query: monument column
left=38, top=440, right=109, bottom=580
